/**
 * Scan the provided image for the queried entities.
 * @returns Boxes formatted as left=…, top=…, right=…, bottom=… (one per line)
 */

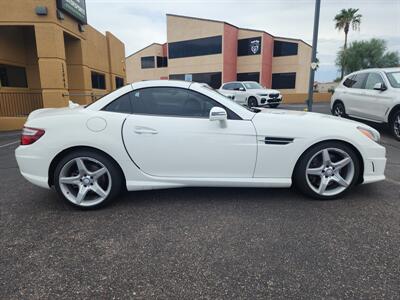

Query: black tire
left=389, top=109, right=400, bottom=141
left=269, top=104, right=280, bottom=108
left=293, top=141, right=361, bottom=200
left=332, top=101, right=347, bottom=118
left=248, top=97, right=258, bottom=107
left=53, top=150, right=123, bottom=209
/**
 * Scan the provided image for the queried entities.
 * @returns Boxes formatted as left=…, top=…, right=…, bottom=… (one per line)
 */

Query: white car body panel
left=331, top=68, right=400, bottom=123
left=16, top=80, right=386, bottom=193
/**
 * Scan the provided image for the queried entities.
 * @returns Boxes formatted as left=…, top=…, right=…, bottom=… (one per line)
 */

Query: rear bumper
left=15, top=145, right=51, bottom=189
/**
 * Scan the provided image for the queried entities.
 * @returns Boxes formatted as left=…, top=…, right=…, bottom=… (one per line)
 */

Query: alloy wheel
left=58, top=157, right=112, bottom=207
left=334, top=104, right=344, bottom=117
left=394, top=114, right=400, bottom=139
left=305, top=148, right=355, bottom=197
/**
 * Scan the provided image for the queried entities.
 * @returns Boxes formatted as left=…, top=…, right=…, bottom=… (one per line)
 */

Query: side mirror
left=238, top=87, right=245, bottom=91
left=373, top=82, right=387, bottom=91
left=209, top=107, right=227, bottom=121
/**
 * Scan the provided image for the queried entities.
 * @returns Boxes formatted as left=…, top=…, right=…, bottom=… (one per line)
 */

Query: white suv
left=331, top=68, right=400, bottom=140
left=219, top=81, right=282, bottom=108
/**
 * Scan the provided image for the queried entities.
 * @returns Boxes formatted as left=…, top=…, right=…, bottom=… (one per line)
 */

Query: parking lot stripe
left=0, top=140, right=19, bottom=148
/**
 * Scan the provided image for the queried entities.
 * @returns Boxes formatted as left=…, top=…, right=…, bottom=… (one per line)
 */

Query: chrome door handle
left=134, top=126, right=158, bottom=134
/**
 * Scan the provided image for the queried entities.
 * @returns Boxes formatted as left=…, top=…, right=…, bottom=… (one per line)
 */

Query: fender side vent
left=265, top=137, right=294, bottom=145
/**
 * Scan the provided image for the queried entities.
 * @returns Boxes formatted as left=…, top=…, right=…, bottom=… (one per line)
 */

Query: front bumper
left=260, top=96, right=283, bottom=105
left=361, top=144, right=386, bottom=184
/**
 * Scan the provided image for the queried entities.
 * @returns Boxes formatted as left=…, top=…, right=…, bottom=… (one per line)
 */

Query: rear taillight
left=21, top=127, right=45, bottom=145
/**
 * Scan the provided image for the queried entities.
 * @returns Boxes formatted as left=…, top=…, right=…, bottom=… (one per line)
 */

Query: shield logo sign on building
left=250, top=40, right=260, bottom=54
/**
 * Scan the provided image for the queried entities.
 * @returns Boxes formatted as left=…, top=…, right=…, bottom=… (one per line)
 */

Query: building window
left=141, top=56, right=155, bottom=69
left=168, top=36, right=222, bottom=59
left=169, top=72, right=222, bottom=89
left=91, top=71, right=106, bottom=89
left=115, top=76, right=124, bottom=88
left=237, top=37, right=262, bottom=56
left=157, top=56, right=168, bottom=68
left=237, top=72, right=260, bottom=82
left=0, top=64, right=28, bottom=88
left=272, top=72, right=296, bottom=89
left=273, top=41, right=298, bottom=57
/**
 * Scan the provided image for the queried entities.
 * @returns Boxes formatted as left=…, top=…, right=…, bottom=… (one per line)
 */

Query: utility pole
left=307, top=0, right=321, bottom=112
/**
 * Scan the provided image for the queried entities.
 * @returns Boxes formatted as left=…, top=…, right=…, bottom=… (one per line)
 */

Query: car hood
left=250, top=88, right=280, bottom=94
left=252, top=108, right=379, bottom=139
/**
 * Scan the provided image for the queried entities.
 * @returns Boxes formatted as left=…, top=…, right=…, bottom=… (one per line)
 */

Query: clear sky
left=86, top=0, right=400, bottom=82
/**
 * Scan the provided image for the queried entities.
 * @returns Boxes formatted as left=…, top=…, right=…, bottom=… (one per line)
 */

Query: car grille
left=269, top=93, right=279, bottom=98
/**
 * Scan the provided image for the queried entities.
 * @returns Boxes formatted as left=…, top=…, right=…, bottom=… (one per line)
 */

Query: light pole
left=307, top=0, right=321, bottom=112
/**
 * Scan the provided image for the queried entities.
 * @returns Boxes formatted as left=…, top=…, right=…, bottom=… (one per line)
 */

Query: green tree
left=336, top=38, right=400, bottom=74
left=334, top=8, right=362, bottom=79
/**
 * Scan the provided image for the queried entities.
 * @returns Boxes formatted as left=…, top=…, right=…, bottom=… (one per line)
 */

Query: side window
left=351, top=73, right=368, bottom=89
left=103, top=93, right=132, bottom=114
left=365, top=73, right=384, bottom=90
left=343, top=75, right=356, bottom=88
left=130, top=87, right=240, bottom=119
left=222, top=83, right=234, bottom=90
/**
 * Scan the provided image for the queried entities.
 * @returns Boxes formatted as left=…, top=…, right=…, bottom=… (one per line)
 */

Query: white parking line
left=0, top=140, right=19, bottom=148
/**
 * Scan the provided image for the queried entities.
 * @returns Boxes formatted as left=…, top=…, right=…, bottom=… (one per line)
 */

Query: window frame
left=141, top=56, right=155, bottom=69
left=101, top=86, right=242, bottom=120
left=271, top=72, right=296, bottom=89
left=350, top=73, right=368, bottom=89
left=0, top=63, right=28, bottom=88
left=364, top=72, right=385, bottom=90
left=168, top=36, right=222, bottom=59
left=91, top=71, right=106, bottom=90
left=273, top=40, right=299, bottom=57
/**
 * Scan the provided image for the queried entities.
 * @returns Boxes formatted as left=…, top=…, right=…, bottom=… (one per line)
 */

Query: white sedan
left=16, top=80, right=386, bottom=209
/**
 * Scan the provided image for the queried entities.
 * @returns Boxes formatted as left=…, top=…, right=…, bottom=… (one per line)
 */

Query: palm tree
left=334, top=8, right=362, bottom=79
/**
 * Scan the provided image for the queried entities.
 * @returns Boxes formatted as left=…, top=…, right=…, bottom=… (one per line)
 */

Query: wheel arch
left=387, top=104, right=400, bottom=123
left=332, top=99, right=345, bottom=112
left=292, top=139, right=364, bottom=184
left=48, top=145, right=127, bottom=189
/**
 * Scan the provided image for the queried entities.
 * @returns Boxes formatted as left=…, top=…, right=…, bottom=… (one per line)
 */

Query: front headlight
left=257, top=93, right=269, bottom=96
left=357, top=126, right=380, bottom=143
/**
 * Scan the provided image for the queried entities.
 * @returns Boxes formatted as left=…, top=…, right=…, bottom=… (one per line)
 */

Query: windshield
left=386, top=72, right=400, bottom=88
left=243, top=82, right=262, bottom=89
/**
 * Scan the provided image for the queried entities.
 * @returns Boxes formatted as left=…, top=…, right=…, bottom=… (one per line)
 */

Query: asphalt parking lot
left=1, top=103, right=399, bottom=299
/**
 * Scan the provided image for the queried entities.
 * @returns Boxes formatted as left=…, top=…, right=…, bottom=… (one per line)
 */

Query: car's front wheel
left=293, top=142, right=360, bottom=200
left=332, top=101, right=346, bottom=118
left=54, top=150, right=122, bottom=209
left=248, top=97, right=258, bottom=108
left=389, top=109, right=400, bottom=141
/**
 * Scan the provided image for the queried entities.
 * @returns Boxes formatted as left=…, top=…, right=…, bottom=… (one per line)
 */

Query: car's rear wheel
left=332, top=101, right=346, bottom=118
left=389, top=110, right=400, bottom=141
left=248, top=97, right=258, bottom=107
left=54, top=150, right=122, bottom=209
left=294, top=142, right=360, bottom=200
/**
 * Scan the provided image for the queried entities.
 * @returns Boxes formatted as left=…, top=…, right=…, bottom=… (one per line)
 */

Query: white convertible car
left=16, top=80, right=386, bottom=209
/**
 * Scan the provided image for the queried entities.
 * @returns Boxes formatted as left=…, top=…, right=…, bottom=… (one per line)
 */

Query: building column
left=34, top=24, right=69, bottom=108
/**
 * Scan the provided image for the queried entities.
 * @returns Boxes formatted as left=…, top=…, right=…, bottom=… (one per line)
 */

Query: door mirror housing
left=373, top=82, right=387, bottom=91
left=238, top=87, right=245, bottom=91
left=209, top=107, right=227, bottom=121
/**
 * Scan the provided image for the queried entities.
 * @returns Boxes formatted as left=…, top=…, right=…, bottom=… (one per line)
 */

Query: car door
left=122, top=87, right=257, bottom=178
left=233, top=83, right=248, bottom=105
left=344, top=73, right=368, bottom=116
left=361, top=72, right=392, bottom=121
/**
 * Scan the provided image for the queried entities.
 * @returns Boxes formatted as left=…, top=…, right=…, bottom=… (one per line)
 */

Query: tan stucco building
left=126, top=14, right=313, bottom=98
left=0, top=1, right=126, bottom=130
